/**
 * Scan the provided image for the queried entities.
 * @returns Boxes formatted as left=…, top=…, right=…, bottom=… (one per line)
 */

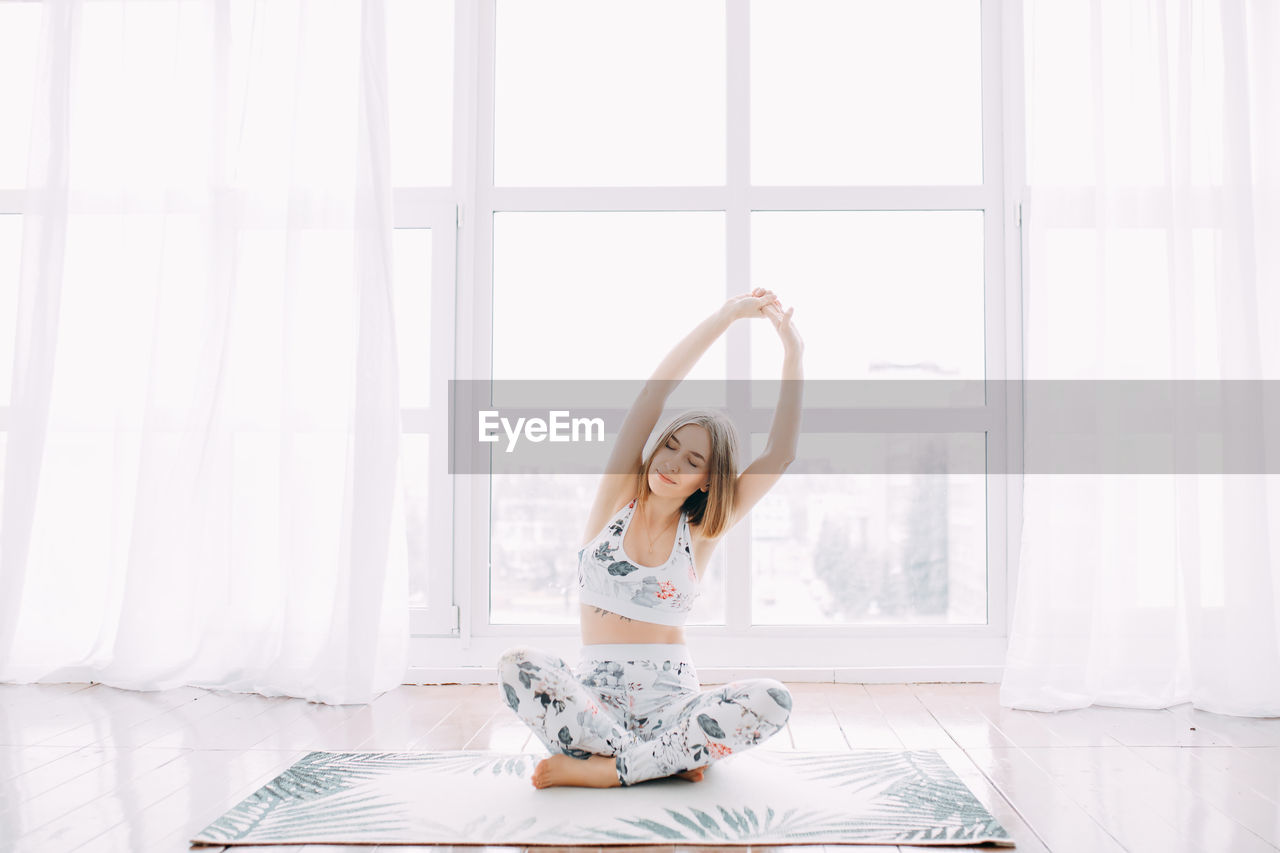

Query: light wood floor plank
left=825, top=683, right=905, bottom=749
left=351, top=684, right=457, bottom=749
left=911, top=684, right=1018, bottom=750
left=1028, top=701, right=1280, bottom=850
left=782, top=684, right=847, bottom=751
left=78, top=747, right=309, bottom=852
left=124, top=687, right=262, bottom=750
left=1025, top=745, right=1220, bottom=853
left=1174, top=744, right=1280, bottom=805
left=131, top=689, right=270, bottom=751
left=6, top=746, right=183, bottom=842
left=304, top=684, right=442, bottom=752
left=471, top=705, right=538, bottom=753
left=37, top=685, right=217, bottom=749
left=941, top=684, right=1077, bottom=748
left=13, top=745, right=284, bottom=850
left=1163, top=700, right=1280, bottom=747
left=143, top=691, right=300, bottom=751
left=462, top=707, right=509, bottom=750
left=964, top=746, right=1129, bottom=853
left=2, top=683, right=129, bottom=747
left=234, top=692, right=369, bottom=752
left=1, top=745, right=111, bottom=808
left=1124, top=745, right=1280, bottom=848
left=410, top=685, right=506, bottom=750
left=1053, top=704, right=1203, bottom=748
left=1135, top=742, right=1277, bottom=850
left=363, top=681, right=496, bottom=747
left=862, top=684, right=955, bottom=750
left=0, top=744, right=81, bottom=784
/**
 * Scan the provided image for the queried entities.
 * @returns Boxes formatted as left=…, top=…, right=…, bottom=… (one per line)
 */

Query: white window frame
left=396, top=200, right=460, bottom=638
left=403, top=0, right=1029, bottom=684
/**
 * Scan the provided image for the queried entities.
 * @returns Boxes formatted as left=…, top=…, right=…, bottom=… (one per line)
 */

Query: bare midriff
left=579, top=604, right=686, bottom=646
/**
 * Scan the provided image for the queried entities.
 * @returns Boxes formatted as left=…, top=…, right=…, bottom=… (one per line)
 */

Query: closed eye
left=666, top=441, right=698, bottom=467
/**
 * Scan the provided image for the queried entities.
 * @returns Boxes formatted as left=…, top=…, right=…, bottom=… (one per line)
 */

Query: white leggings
left=496, top=643, right=792, bottom=786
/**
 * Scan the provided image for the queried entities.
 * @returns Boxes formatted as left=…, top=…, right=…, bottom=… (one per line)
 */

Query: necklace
left=640, top=503, right=679, bottom=551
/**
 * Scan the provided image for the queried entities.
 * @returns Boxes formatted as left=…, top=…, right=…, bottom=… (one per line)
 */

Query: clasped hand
left=723, top=288, right=803, bottom=354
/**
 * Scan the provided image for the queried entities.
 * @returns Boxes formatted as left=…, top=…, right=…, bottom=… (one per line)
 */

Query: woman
left=497, top=287, right=804, bottom=789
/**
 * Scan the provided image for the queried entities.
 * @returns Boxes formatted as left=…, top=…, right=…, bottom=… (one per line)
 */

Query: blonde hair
left=634, top=409, right=741, bottom=540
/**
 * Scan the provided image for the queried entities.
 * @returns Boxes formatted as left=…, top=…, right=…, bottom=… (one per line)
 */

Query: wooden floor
left=2, top=680, right=1278, bottom=852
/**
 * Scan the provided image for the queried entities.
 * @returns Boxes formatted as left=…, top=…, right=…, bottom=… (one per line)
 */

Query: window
left=0, top=0, right=1024, bottom=675
left=449, top=0, right=1020, bottom=671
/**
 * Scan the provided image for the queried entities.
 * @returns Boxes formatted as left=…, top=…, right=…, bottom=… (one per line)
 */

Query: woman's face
left=648, top=424, right=712, bottom=496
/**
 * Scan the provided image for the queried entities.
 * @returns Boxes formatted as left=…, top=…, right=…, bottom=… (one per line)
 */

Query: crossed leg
left=496, top=645, right=793, bottom=788
left=613, top=677, right=794, bottom=786
left=496, top=645, right=632, bottom=759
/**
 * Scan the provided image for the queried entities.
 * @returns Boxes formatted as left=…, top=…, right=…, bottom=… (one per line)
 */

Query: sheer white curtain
left=0, top=0, right=408, bottom=705
left=1001, top=0, right=1280, bottom=716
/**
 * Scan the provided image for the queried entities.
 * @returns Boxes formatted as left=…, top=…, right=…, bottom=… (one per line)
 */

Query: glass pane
left=751, top=210, right=984, bottom=405
left=491, top=473, right=598, bottom=626
left=0, top=3, right=41, bottom=187
left=490, top=464, right=728, bottom=625
left=751, top=0, right=982, bottom=186
left=386, top=0, right=454, bottom=187
left=493, top=212, right=726, bottom=407
left=750, top=433, right=987, bottom=625
left=0, top=215, right=20, bottom=403
left=401, top=432, right=430, bottom=608
left=392, top=229, right=432, bottom=408
left=688, top=542, right=726, bottom=627
left=494, top=0, right=725, bottom=187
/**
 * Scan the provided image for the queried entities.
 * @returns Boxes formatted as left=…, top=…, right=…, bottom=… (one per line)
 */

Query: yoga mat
left=191, top=748, right=1015, bottom=847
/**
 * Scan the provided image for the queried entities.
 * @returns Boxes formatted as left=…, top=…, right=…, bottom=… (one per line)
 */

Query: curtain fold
left=0, top=0, right=407, bottom=706
left=1002, top=0, right=1280, bottom=716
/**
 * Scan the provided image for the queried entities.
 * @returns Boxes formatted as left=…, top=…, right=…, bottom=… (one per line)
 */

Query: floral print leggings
left=496, top=643, right=793, bottom=786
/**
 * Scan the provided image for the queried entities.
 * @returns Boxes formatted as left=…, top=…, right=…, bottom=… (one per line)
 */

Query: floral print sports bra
left=577, top=498, right=701, bottom=626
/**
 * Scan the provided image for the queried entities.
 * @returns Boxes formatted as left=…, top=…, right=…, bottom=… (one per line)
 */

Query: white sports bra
left=577, top=497, right=700, bottom=626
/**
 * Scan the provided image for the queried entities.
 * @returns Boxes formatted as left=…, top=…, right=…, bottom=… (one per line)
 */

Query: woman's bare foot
left=531, top=753, right=621, bottom=789
left=675, top=764, right=709, bottom=782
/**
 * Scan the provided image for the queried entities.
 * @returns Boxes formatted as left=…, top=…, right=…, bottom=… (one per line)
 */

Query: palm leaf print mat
left=191, top=748, right=1015, bottom=847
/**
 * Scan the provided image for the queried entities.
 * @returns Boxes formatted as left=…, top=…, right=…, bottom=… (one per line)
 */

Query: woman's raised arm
left=582, top=290, right=780, bottom=542
left=645, top=290, right=781, bottom=397
left=762, top=302, right=803, bottom=461
left=602, top=290, right=779, bottom=476
left=718, top=297, right=803, bottom=533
